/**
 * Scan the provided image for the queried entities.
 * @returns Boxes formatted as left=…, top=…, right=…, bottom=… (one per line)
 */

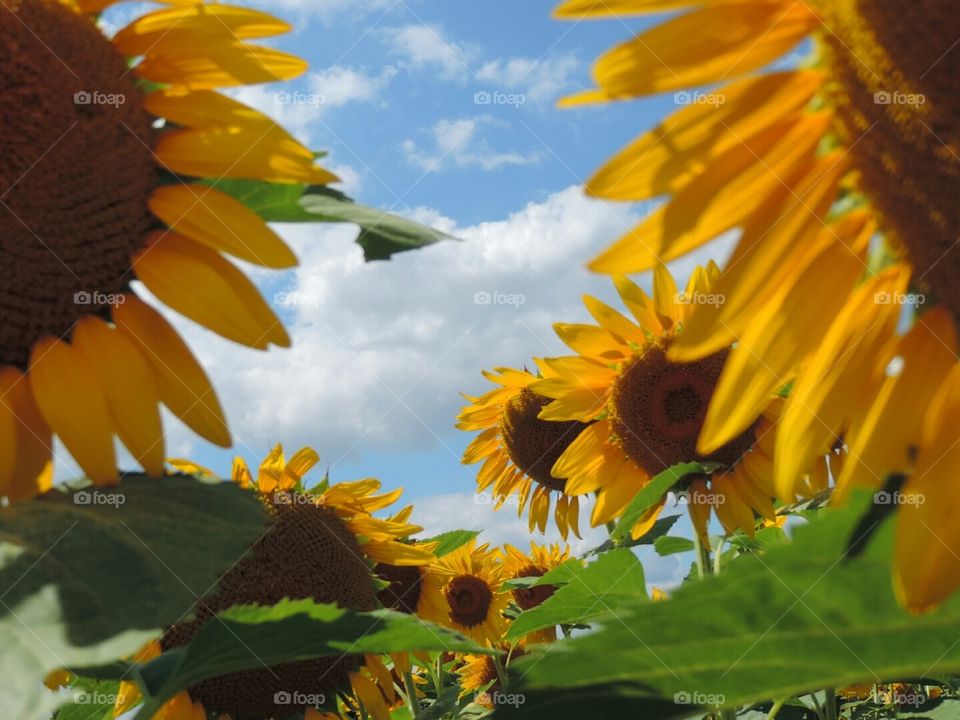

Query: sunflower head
left=458, top=367, right=585, bottom=538
left=421, top=540, right=509, bottom=645
left=501, top=542, right=570, bottom=612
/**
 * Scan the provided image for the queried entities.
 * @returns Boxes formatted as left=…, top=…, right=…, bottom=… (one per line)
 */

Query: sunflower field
left=2, top=0, right=960, bottom=718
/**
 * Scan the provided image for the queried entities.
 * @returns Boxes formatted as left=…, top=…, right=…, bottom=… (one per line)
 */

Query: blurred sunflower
left=421, top=540, right=509, bottom=644
left=457, top=367, right=587, bottom=538
left=556, top=0, right=960, bottom=608
left=0, top=0, right=337, bottom=498
left=533, top=266, right=791, bottom=539
left=501, top=542, right=570, bottom=643
left=115, top=446, right=430, bottom=720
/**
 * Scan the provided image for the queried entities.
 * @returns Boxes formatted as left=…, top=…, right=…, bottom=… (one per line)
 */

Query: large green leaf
left=419, top=529, right=480, bottom=558
left=133, top=598, right=493, bottom=718
left=610, top=462, right=708, bottom=541
left=0, top=475, right=267, bottom=719
left=501, top=493, right=960, bottom=718
left=212, top=179, right=451, bottom=261
left=505, top=549, right=648, bottom=642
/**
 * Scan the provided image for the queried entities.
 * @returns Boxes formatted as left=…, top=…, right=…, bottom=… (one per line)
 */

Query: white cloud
left=402, top=116, right=542, bottom=172
left=309, top=65, right=398, bottom=108
left=384, top=24, right=473, bottom=81
left=476, top=55, right=581, bottom=105
left=236, top=0, right=396, bottom=22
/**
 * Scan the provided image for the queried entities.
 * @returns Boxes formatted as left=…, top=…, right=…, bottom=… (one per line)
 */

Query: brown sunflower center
left=499, top=388, right=590, bottom=491
left=161, top=492, right=376, bottom=720
left=0, top=0, right=156, bottom=368
left=815, top=0, right=960, bottom=316
left=510, top=566, right=556, bottom=611
left=445, top=574, right=493, bottom=628
left=609, top=343, right=757, bottom=476
left=375, top=562, right=423, bottom=615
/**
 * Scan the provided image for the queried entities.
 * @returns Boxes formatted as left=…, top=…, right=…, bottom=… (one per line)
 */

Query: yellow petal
left=283, top=446, right=320, bottom=488
left=555, top=0, right=730, bottom=19
left=581, top=295, right=645, bottom=344
left=113, top=296, right=231, bottom=447
left=613, top=275, right=663, bottom=334
left=2, top=368, right=53, bottom=502
left=553, top=323, right=625, bottom=360
left=114, top=5, right=291, bottom=57
left=137, top=40, right=307, bottom=88
left=149, top=185, right=297, bottom=268
left=652, top=263, right=679, bottom=328
left=590, top=112, right=833, bottom=273
left=29, top=337, right=116, bottom=485
left=134, top=232, right=289, bottom=349
left=72, top=317, right=165, bottom=477
left=567, top=2, right=816, bottom=101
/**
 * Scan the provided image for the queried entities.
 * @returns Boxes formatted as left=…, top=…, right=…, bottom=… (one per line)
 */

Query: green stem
left=493, top=654, right=510, bottom=691
left=767, top=698, right=787, bottom=720
left=694, top=530, right=713, bottom=579
left=825, top=689, right=838, bottom=720
left=713, top=537, right=725, bottom=575
left=433, top=654, right=444, bottom=696
left=403, top=669, right=421, bottom=719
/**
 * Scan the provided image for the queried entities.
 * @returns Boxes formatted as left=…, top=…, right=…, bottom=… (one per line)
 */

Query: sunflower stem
left=824, top=689, right=838, bottom=720
left=493, top=653, right=510, bottom=690
left=713, top=537, right=725, bottom=575
left=767, top=698, right=787, bottom=720
left=694, top=531, right=713, bottom=579
left=433, top=654, right=444, bottom=695
left=403, top=669, right=421, bottom=718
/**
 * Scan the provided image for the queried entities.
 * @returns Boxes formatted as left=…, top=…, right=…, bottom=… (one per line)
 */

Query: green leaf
left=505, top=549, right=647, bottom=642
left=135, top=598, right=493, bottom=717
left=504, top=492, right=960, bottom=718
left=654, top=536, right=696, bottom=557
left=610, top=463, right=707, bottom=541
left=586, top=514, right=680, bottom=556
left=53, top=679, right=123, bottom=720
left=0, top=475, right=267, bottom=720
left=419, top=529, right=480, bottom=558
left=211, top=179, right=451, bottom=261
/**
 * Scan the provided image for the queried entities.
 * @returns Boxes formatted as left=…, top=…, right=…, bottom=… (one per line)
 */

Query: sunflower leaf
left=209, top=179, right=451, bottom=261
left=419, top=529, right=481, bottom=557
left=133, top=598, right=493, bottom=718
left=610, top=462, right=707, bottom=541
left=0, top=475, right=268, bottom=720
left=505, top=549, right=648, bottom=642
left=499, top=491, right=960, bottom=719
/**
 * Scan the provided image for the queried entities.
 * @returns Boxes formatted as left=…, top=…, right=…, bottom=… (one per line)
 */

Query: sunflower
left=555, top=0, right=960, bottom=608
left=501, top=541, right=570, bottom=643
left=116, top=446, right=429, bottom=720
left=420, top=540, right=510, bottom=645
left=0, top=0, right=338, bottom=498
left=457, top=367, right=586, bottom=538
left=532, top=265, right=794, bottom=539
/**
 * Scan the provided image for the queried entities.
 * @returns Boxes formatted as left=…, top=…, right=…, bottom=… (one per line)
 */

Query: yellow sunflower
left=532, top=265, right=797, bottom=539
left=555, top=0, right=960, bottom=608
left=457, top=367, right=585, bottom=538
left=117, top=446, right=429, bottom=720
left=0, top=0, right=337, bottom=498
left=421, top=540, right=510, bottom=645
left=501, top=541, right=570, bottom=643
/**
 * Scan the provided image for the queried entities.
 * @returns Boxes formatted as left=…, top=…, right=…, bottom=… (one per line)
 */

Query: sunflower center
left=375, top=562, right=423, bottom=615
left=510, top=566, right=556, bottom=611
left=815, top=0, right=960, bottom=316
left=0, top=0, right=156, bottom=367
left=161, top=493, right=376, bottom=720
left=445, top=574, right=493, bottom=628
left=499, top=388, right=590, bottom=491
left=610, top=343, right=757, bottom=476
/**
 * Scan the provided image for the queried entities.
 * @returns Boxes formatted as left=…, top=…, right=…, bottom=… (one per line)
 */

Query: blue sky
left=90, top=0, right=740, bottom=583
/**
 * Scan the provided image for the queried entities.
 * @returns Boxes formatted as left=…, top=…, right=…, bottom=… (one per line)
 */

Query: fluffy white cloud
left=384, top=24, right=474, bottom=81
left=310, top=65, right=398, bottom=108
left=476, top=55, right=581, bottom=105
left=402, top=116, right=542, bottom=172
